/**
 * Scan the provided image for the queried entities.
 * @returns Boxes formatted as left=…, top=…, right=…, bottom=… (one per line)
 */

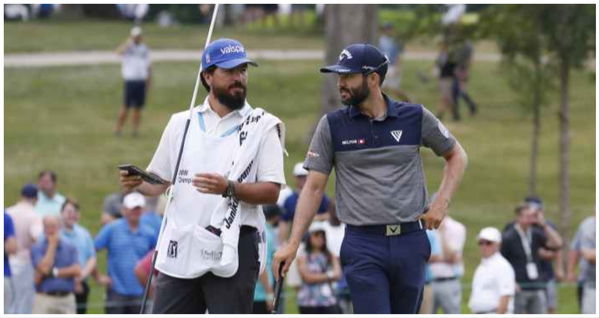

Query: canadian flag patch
left=390, top=130, right=403, bottom=142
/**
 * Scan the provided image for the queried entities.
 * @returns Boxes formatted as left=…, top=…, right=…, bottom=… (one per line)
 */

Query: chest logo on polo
left=390, top=130, right=403, bottom=142
left=341, top=138, right=366, bottom=146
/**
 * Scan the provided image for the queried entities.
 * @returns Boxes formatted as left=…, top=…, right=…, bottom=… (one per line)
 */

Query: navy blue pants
left=340, top=225, right=430, bottom=314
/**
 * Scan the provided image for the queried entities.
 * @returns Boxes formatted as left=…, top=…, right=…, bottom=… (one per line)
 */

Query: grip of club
left=270, top=261, right=285, bottom=314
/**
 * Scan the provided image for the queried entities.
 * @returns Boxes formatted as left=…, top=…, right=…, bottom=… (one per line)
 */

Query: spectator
left=140, top=196, right=162, bottom=235
left=115, top=26, right=152, bottom=137
left=252, top=204, right=280, bottom=314
left=101, top=188, right=129, bottom=224
left=6, top=183, right=43, bottom=314
left=469, top=227, right=516, bottom=314
left=500, top=204, right=562, bottom=314
left=524, top=196, right=563, bottom=314
left=575, top=216, right=596, bottom=314
left=322, top=205, right=351, bottom=314
left=35, top=170, right=66, bottom=216
left=567, top=216, right=590, bottom=312
left=378, top=22, right=410, bottom=101
left=95, top=192, right=157, bottom=314
left=435, top=40, right=458, bottom=121
left=279, top=163, right=333, bottom=243
left=59, top=199, right=97, bottom=314
left=31, top=215, right=81, bottom=314
left=134, top=251, right=156, bottom=314
left=4, top=212, right=18, bottom=313
left=419, top=230, right=443, bottom=314
left=429, top=215, right=466, bottom=314
left=296, top=222, right=342, bottom=314
left=451, top=37, right=477, bottom=117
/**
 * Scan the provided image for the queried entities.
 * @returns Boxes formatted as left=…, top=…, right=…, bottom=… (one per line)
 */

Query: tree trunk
left=321, top=4, right=378, bottom=114
left=558, top=57, right=571, bottom=260
left=528, top=61, right=542, bottom=196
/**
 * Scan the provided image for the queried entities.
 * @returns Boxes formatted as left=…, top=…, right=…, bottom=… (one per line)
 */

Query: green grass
left=3, top=19, right=324, bottom=53
left=4, top=56, right=595, bottom=313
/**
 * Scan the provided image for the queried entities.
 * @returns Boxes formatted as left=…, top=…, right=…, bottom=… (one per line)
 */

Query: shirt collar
left=198, top=97, right=253, bottom=118
left=348, top=93, right=400, bottom=119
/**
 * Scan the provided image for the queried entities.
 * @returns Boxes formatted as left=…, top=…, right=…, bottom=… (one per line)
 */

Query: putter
left=139, top=4, right=220, bottom=314
left=271, top=262, right=285, bottom=314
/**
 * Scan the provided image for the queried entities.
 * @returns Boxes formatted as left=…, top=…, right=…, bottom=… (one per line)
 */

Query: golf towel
left=210, top=108, right=285, bottom=277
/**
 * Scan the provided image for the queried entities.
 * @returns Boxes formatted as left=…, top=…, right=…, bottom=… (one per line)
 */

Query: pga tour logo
left=220, top=45, right=245, bottom=55
left=342, top=138, right=366, bottom=145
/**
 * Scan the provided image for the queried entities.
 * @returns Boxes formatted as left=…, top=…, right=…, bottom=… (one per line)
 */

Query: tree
left=321, top=4, right=378, bottom=113
left=537, top=4, right=595, bottom=249
left=479, top=5, right=554, bottom=196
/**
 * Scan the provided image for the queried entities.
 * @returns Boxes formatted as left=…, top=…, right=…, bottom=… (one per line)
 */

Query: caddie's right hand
left=272, top=241, right=299, bottom=281
left=120, top=170, right=142, bottom=191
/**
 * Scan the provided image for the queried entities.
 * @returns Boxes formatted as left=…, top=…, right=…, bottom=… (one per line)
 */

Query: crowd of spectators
left=3, top=168, right=597, bottom=315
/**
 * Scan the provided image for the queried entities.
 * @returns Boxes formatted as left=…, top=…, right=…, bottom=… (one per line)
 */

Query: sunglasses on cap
left=361, top=59, right=389, bottom=74
left=478, top=240, right=494, bottom=246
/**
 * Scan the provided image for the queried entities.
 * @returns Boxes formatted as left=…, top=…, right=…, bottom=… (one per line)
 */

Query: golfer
left=273, top=43, right=468, bottom=314
left=120, top=38, right=285, bottom=314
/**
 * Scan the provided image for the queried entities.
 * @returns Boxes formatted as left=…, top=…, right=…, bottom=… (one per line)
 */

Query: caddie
left=273, top=43, right=468, bottom=314
left=120, top=38, right=286, bottom=314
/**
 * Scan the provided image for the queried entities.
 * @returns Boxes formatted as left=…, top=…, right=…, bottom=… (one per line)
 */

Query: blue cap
left=202, top=38, right=258, bottom=70
left=21, top=183, right=38, bottom=198
left=320, top=43, right=388, bottom=75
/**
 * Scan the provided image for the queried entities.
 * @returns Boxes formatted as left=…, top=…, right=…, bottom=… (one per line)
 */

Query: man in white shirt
left=429, top=215, right=466, bottom=314
left=6, top=184, right=43, bottom=313
left=469, top=227, right=515, bottom=314
left=120, top=38, right=285, bottom=314
left=115, top=26, right=152, bottom=136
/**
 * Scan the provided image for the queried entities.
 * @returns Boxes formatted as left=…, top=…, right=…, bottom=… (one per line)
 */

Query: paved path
left=4, top=49, right=503, bottom=68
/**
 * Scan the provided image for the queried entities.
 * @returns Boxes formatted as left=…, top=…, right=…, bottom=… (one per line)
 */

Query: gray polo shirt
left=304, top=96, right=456, bottom=225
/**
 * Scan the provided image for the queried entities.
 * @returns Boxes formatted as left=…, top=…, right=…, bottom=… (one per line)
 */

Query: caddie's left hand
left=193, top=173, right=228, bottom=195
left=420, top=198, right=449, bottom=230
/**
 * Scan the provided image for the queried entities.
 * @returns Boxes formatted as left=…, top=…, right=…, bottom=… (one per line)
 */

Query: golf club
left=270, top=261, right=285, bottom=314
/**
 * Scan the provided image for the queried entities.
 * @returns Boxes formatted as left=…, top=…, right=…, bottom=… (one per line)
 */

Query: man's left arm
left=193, top=125, right=285, bottom=205
left=421, top=142, right=468, bottom=229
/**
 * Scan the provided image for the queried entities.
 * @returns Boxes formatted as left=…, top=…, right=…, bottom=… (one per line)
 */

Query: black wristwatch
left=222, top=180, right=236, bottom=198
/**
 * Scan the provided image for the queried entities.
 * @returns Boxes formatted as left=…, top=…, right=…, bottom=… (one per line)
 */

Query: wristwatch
left=52, top=267, right=59, bottom=277
left=222, top=180, right=236, bottom=198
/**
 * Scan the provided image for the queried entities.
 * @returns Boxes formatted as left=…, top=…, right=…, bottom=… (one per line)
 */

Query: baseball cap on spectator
left=320, top=43, right=388, bottom=77
left=524, top=195, right=543, bottom=211
left=202, top=38, right=258, bottom=70
left=477, top=227, right=502, bottom=243
left=123, top=192, right=146, bottom=209
left=262, top=204, right=282, bottom=220
left=308, top=221, right=327, bottom=234
left=21, top=183, right=38, bottom=198
left=131, top=26, right=142, bottom=37
left=293, top=162, right=308, bottom=177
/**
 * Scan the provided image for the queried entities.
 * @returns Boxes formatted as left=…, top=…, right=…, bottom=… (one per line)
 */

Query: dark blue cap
left=524, top=195, right=544, bottom=210
left=21, top=183, right=38, bottom=198
left=320, top=43, right=388, bottom=75
left=202, top=38, right=258, bottom=70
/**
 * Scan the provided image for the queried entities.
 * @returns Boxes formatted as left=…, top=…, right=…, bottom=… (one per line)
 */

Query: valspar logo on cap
left=220, top=45, right=245, bottom=55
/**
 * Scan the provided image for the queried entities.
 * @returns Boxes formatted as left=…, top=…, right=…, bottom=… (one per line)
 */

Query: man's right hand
left=272, top=241, right=299, bottom=281
left=47, top=232, right=60, bottom=246
left=120, top=170, right=142, bottom=191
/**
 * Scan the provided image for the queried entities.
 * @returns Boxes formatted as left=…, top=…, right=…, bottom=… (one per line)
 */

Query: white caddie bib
left=155, top=112, right=241, bottom=279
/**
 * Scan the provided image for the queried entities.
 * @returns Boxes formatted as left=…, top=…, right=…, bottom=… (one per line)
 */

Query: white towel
left=209, top=108, right=285, bottom=277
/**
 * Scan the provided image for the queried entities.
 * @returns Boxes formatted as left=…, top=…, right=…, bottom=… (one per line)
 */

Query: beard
left=213, top=81, right=247, bottom=111
left=340, top=78, right=370, bottom=106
